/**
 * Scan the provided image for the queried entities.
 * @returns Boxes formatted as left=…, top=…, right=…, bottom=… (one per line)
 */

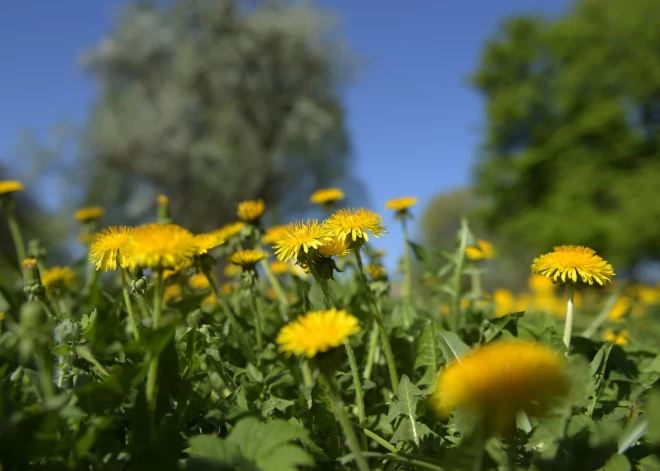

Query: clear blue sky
left=0, top=0, right=569, bottom=271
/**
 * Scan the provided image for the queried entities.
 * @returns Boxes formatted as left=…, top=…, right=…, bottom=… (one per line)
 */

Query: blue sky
left=0, top=0, right=570, bottom=270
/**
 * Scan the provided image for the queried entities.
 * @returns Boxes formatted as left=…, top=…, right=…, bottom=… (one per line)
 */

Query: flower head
left=531, top=245, right=614, bottom=286
left=466, top=239, right=496, bottom=261
left=310, top=188, right=345, bottom=206
left=262, top=225, right=289, bottom=245
left=324, top=208, right=386, bottom=244
left=157, top=194, right=169, bottom=207
left=528, top=274, right=556, bottom=293
left=493, top=288, right=516, bottom=317
left=193, top=233, right=224, bottom=255
left=188, top=273, right=211, bottom=290
left=224, top=264, right=241, bottom=278
left=0, top=180, right=24, bottom=196
left=74, top=206, right=105, bottom=223
left=318, top=238, right=352, bottom=258
left=213, top=222, right=245, bottom=241
left=365, top=264, right=387, bottom=280
left=276, top=309, right=361, bottom=358
left=272, top=219, right=333, bottom=262
left=270, top=260, right=291, bottom=275
left=89, top=226, right=133, bottom=271
left=41, top=266, right=76, bottom=294
left=237, top=199, right=265, bottom=222
left=431, top=340, right=569, bottom=433
left=78, top=233, right=97, bottom=245
left=604, top=329, right=629, bottom=346
left=124, top=224, right=196, bottom=270
left=227, top=249, right=268, bottom=269
left=385, top=196, right=417, bottom=213
left=163, top=284, right=182, bottom=302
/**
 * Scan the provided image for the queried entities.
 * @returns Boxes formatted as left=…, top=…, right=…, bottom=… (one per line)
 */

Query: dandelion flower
left=41, top=266, right=76, bottom=294
left=0, top=180, right=24, bottom=196
left=272, top=219, right=333, bottom=262
left=89, top=226, right=134, bottom=271
left=224, top=264, right=241, bottom=278
left=189, top=273, right=210, bottom=290
left=431, top=340, right=569, bottom=433
left=384, top=196, right=417, bottom=212
left=123, top=223, right=196, bottom=270
left=213, top=222, right=245, bottom=241
left=324, top=208, right=386, bottom=244
left=493, top=288, right=516, bottom=317
left=262, top=225, right=289, bottom=245
left=221, top=282, right=235, bottom=296
left=163, top=284, right=182, bottom=302
left=74, top=206, right=105, bottom=223
left=276, top=309, right=361, bottom=358
left=465, top=239, right=496, bottom=261
left=193, top=233, right=224, bottom=255
left=157, top=194, right=169, bottom=207
left=608, top=296, right=632, bottom=322
left=532, top=245, right=614, bottom=286
left=0, top=312, right=4, bottom=321
left=528, top=274, right=556, bottom=293
left=318, top=238, right=352, bottom=258
left=270, top=260, right=291, bottom=275
left=604, top=329, right=629, bottom=346
left=227, top=249, right=268, bottom=269
left=78, top=233, right=97, bottom=245
left=237, top=199, right=265, bottom=222
left=310, top=188, right=345, bottom=206
left=365, top=264, right=387, bottom=280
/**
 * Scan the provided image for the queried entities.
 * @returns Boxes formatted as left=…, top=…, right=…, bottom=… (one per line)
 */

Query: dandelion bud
left=157, top=194, right=172, bottom=224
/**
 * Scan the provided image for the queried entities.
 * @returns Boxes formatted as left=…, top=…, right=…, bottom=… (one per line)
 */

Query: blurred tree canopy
left=471, top=0, right=660, bottom=271
left=78, top=0, right=362, bottom=230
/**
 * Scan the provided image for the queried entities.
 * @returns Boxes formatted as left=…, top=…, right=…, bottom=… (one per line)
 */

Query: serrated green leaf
left=436, top=329, right=470, bottom=364
left=414, top=320, right=437, bottom=371
left=483, top=311, right=524, bottom=342
left=390, top=417, right=437, bottom=444
left=263, top=397, right=295, bottom=416
left=311, top=380, right=341, bottom=457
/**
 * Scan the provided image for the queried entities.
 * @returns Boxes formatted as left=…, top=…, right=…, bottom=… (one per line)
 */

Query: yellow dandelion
left=163, top=284, right=182, bottom=302
left=157, top=194, right=169, bottom=207
left=608, top=296, right=632, bottom=322
left=262, top=225, right=289, bottom=245
left=272, top=219, right=333, bottom=262
left=493, top=288, right=516, bottom=317
left=604, top=329, right=629, bottom=346
left=73, top=206, right=105, bottom=223
left=270, top=260, right=291, bottom=275
left=189, top=273, right=210, bottom=290
left=318, top=238, right=352, bottom=258
left=0, top=312, right=4, bottom=321
left=237, top=199, right=265, bottom=222
left=276, top=309, right=361, bottom=358
left=202, top=292, right=217, bottom=309
left=0, top=180, right=24, bottom=196
left=365, top=264, right=387, bottom=280
left=220, top=282, right=235, bottom=296
left=78, top=233, right=97, bottom=245
left=193, top=233, right=225, bottom=255
left=324, top=208, right=386, bottom=244
left=41, top=266, right=76, bottom=294
left=465, top=239, right=496, bottom=261
left=528, top=274, right=556, bottom=293
left=213, top=222, right=245, bottom=241
left=89, top=226, right=133, bottom=272
left=227, top=249, right=268, bottom=269
left=22, top=258, right=38, bottom=270
left=123, top=224, right=196, bottom=270
left=431, top=340, right=569, bottom=433
left=532, top=245, right=614, bottom=286
left=440, top=304, right=451, bottom=316
left=310, top=187, right=345, bottom=205
left=223, top=264, right=241, bottom=278
left=384, top=196, right=417, bottom=212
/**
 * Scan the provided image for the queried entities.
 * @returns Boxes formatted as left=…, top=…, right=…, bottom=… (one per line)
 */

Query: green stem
left=344, top=339, right=367, bottom=449
left=583, top=287, right=624, bottom=339
left=301, top=361, right=314, bottom=388
left=6, top=205, right=26, bottom=265
left=75, top=346, right=110, bottom=377
left=36, top=350, right=55, bottom=400
left=354, top=249, right=399, bottom=393
left=451, top=220, right=469, bottom=331
left=401, top=218, right=413, bottom=301
left=258, top=247, right=289, bottom=320
left=363, top=319, right=379, bottom=380
left=120, top=267, right=140, bottom=341
left=83, top=261, right=98, bottom=296
left=563, top=285, right=575, bottom=354
left=471, top=272, right=482, bottom=299
left=323, top=374, right=370, bottom=471
left=146, top=270, right=164, bottom=420
left=136, top=295, right=150, bottom=321
left=249, top=295, right=264, bottom=352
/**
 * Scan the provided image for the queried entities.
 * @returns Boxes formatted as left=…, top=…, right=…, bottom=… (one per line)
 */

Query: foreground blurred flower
left=89, top=226, right=134, bottom=272
left=41, top=266, right=76, bottom=294
left=276, top=309, right=360, bottom=358
left=124, top=224, right=196, bottom=270
left=465, top=239, right=496, bottom=261
left=324, top=208, right=386, bottom=245
left=431, top=340, right=569, bottom=434
left=0, top=180, right=24, bottom=196
left=227, top=249, right=268, bottom=270
left=272, top=219, right=332, bottom=263
left=213, top=222, right=245, bottom=241
left=604, top=329, right=629, bottom=346
left=262, top=225, right=288, bottom=245
left=237, top=199, right=265, bottom=222
left=74, top=206, right=105, bottom=223
left=309, top=187, right=345, bottom=207
left=532, top=246, right=614, bottom=286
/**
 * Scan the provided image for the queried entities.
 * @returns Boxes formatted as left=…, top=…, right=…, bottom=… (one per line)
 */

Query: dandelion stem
left=75, top=346, right=110, bottom=377
left=322, top=373, right=371, bottom=471
left=146, top=269, right=164, bottom=421
left=471, top=272, right=482, bottom=299
left=363, top=319, right=379, bottom=380
left=450, top=220, right=469, bottom=332
left=563, top=284, right=575, bottom=354
left=249, top=295, right=264, bottom=352
left=6, top=204, right=26, bottom=266
left=353, top=248, right=399, bottom=393
left=401, top=218, right=413, bottom=301
left=36, top=349, right=55, bottom=401
left=136, top=295, right=151, bottom=320
left=258, top=244, right=289, bottom=320
left=301, top=360, right=314, bottom=388
left=120, top=267, right=140, bottom=341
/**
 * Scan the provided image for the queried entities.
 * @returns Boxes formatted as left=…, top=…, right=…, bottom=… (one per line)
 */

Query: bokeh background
left=2, top=0, right=659, bottom=291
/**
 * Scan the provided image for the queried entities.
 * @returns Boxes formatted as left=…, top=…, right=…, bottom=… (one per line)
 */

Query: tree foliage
left=81, top=0, right=361, bottom=229
left=471, top=0, right=660, bottom=270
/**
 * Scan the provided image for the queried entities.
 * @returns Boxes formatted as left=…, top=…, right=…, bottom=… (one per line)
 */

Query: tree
left=471, top=0, right=660, bottom=271
left=80, top=0, right=362, bottom=230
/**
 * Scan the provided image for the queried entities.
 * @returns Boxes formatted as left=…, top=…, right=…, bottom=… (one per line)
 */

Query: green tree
left=471, top=0, right=660, bottom=271
left=80, top=0, right=361, bottom=229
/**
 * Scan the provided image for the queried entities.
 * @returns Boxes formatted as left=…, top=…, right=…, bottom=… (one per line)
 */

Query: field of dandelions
left=2, top=180, right=660, bottom=471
